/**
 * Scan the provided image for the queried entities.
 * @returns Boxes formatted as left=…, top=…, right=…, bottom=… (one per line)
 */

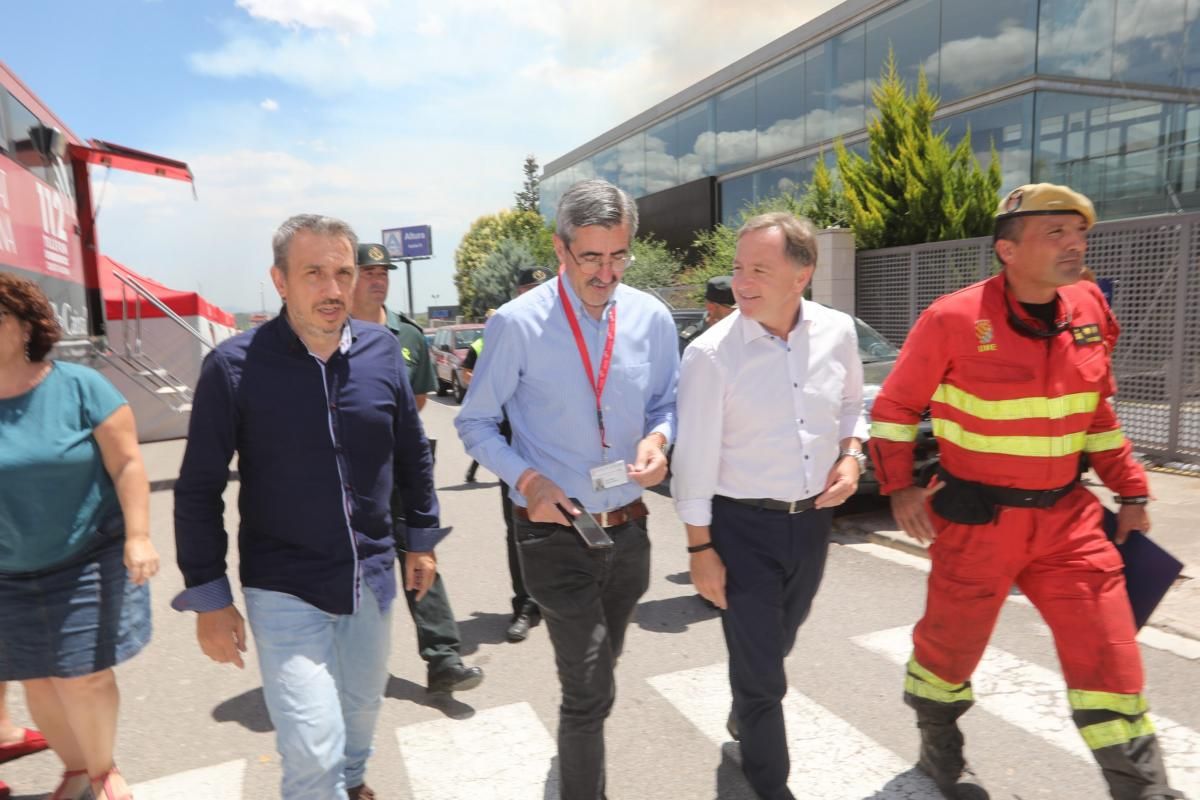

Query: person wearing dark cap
left=868, top=184, right=1180, bottom=799
left=351, top=242, right=484, bottom=696
left=679, top=275, right=736, bottom=354
left=461, top=264, right=550, bottom=642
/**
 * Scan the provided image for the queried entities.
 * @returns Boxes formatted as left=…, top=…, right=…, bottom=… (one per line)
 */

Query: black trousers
left=500, top=480, right=533, bottom=616
left=399, top=551, right=463, bottom=675
left=712, top=497, right=833, bottom=800
left=514, top=514, right=651, bottom=800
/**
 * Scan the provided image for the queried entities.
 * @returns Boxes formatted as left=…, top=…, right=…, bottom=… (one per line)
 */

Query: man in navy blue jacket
left=173, top=214, right=447, bottom=800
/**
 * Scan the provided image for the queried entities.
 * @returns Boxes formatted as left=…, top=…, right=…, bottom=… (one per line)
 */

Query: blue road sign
left=383, top=230, right=404, bottom=259
left=382, top=225, right=433, bottom=259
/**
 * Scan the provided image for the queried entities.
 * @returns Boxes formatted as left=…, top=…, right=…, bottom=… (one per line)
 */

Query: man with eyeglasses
left=455, top=179, right=678, bottom=800
left=867, top=184, right=1180, bottom=799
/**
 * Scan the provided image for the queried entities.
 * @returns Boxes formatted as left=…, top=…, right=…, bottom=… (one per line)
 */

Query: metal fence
left=855, top=211, right=1200, bottom=465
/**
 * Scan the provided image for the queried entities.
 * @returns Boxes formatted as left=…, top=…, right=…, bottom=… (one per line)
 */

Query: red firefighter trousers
left=913, top=486, right=1143, bottom=696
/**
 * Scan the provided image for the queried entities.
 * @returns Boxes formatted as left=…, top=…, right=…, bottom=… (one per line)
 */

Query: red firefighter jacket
left=868, top=273, right=1147, bottom=497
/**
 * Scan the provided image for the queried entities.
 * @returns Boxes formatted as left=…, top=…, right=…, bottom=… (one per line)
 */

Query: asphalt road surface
left=4, top=396, right=1198, bottom=799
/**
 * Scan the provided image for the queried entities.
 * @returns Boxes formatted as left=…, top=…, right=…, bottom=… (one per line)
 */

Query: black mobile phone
left=558, top=499, right=614, bottom=549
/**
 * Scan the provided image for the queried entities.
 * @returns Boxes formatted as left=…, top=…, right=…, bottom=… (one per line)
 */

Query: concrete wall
left=811, top=227, right=856, bottom=313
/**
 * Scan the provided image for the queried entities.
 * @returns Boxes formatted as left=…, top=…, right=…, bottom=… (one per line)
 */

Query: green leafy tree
left=623, top=236, right=686, bottom=290
left=835, top=53, right=1001, bottom=250
left=515, top=155, right=541, bottom=213
left=454, top=209, right=554, bottom=314
left=471, top=238, right=537, bottom=314
left=798, top=156, right=850, bottom=229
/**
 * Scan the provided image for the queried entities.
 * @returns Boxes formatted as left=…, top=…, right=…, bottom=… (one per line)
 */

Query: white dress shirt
left=671, top=300, right=869, bottom=526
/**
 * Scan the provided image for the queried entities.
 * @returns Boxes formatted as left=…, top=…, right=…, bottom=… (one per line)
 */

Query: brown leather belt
left=513, top=499, right=649, bottom=529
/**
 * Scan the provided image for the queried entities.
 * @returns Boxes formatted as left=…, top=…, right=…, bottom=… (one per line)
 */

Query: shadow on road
left=456, top=610, right=523, bottom=655
left=542, top=755, right=561, bottom=799
left=439, top=480, right=499, bottom=493
left=212, top=687, right=274, bottom=733
left=385, top=675, right=475, bottom=719
left=636, top=593, right=720, bottom=633
left=714, top=741, right=757, bottom=799
left=665, top=570, right=693, bottom=586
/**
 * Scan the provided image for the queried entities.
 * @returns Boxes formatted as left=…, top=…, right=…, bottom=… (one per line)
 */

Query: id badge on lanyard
left=559, top=276, right=629, bottom=490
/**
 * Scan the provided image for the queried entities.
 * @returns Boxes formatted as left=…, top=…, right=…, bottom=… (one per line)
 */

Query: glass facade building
left=540, top=0, right=1200, bottom=228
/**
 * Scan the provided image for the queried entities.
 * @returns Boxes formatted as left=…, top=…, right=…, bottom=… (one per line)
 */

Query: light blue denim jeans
left=244, top=584, right=393, bottom=799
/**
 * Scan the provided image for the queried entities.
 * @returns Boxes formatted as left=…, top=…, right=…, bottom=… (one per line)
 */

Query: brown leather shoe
left=347, top=784, right=376, bottom=800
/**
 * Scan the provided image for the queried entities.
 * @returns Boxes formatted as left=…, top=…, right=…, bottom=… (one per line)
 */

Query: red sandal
left=0, top=777, right=11, bottom=800
left=49, top=769, right=90, bottom=800
left=91, top=766, right=133, bottom=800
left=0, top=727, right=49, bottom=764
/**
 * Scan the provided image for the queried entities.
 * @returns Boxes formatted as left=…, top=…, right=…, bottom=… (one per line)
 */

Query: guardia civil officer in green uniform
left=352, top=242, right=484, bottom=694
left=462, top=265, right=550, bottom=643
left=678, top=275, right=736, bottom=354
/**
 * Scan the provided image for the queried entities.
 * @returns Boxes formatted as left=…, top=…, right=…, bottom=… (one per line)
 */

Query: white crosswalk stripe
left=648, top=662, right=941, bottom=798
left=395, top=701, right=559, bottom=800
left=130, top=758, right=246, bottom=800
left=852, top=624, right=1200, bottom=796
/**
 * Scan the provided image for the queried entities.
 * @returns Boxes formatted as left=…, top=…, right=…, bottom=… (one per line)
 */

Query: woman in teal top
left=0, top=274, right=158, bottom=800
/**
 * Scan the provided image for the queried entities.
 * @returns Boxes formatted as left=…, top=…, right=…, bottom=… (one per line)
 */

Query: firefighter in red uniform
left=868, top=183, right=1182, bottom=800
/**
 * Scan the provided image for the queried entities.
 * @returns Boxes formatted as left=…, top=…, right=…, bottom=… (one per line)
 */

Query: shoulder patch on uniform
left=1071, top=324, right=1103, bottom=345
left=402, top=346, right=414, bottom=363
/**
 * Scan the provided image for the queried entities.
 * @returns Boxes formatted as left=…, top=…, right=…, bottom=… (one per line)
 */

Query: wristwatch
left=840, top=448, right=868, bottom=469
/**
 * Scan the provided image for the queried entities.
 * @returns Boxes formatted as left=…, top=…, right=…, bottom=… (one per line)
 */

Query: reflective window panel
left=757, top=55, right=806, bottom=160
left=715, top=79, right=758, bottom=172
left=939, top=0, right=1037, bottom=102
left=1038, top=0, right=1116, bottom=80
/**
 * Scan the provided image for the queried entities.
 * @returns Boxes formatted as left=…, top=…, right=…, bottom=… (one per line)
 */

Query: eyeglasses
left=567, top=249, right=636, bottom=273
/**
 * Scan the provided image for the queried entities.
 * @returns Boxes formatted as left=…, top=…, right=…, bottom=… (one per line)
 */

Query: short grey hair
left=555, top=179, right=639, bottom=247
left=272, top=214, right=358, bottom=271
left=737, top=212, right=817, bottom=269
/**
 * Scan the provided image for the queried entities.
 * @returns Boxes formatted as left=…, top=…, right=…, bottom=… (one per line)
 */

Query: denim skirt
left=0, top=534, right=151, bottom=680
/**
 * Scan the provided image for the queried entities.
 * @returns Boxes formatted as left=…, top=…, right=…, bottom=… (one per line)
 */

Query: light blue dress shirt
left=455, top=277, right=679, bottom=513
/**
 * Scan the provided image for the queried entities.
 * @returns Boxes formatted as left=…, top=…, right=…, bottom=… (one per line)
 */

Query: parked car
left=670, top=309, right=937, bottom=493
left=432, top=323, right=484, bottom=403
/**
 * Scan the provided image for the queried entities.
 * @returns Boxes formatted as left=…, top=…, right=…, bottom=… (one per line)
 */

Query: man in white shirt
left=671, top=212, right=868, bottom=800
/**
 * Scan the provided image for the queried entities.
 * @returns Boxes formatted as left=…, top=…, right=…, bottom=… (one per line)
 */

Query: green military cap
left=995, top=183, right=1096, bottom=230
left=705, top=275, right=736, bottom=307
left=517, top=266, right=551, bottom=288
left=357, top=243, right=396, bottom=269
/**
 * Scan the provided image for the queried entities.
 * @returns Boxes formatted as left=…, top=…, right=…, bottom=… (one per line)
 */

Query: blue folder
left=1102, top=508, right=1184, bottom=629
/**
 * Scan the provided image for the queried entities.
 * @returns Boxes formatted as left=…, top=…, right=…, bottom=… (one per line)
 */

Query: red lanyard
left=558, top=275, right=617, bottom=449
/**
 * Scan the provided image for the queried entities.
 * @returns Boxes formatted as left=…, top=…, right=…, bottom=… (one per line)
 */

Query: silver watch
left=839, top=448, right=867, bottom=469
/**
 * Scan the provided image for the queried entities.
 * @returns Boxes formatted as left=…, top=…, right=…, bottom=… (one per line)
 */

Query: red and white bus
left=0, top=58, right=193, bottom=355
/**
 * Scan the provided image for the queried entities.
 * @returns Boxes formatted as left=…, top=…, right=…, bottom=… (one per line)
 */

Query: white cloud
left=100, top=0, right=847, bottom=312
left=235, top=0, right=384, bottom=36
left=934, top=23, right=1037, bottom=97
left=260, top=98, right=279, bottom=111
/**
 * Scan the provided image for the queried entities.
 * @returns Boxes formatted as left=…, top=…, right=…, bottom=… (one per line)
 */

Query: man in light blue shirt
left=455, top=179, right=678, bottom=800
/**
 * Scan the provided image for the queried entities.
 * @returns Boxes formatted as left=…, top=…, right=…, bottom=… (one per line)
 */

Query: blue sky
left=4, top=0, right=839, bottom=313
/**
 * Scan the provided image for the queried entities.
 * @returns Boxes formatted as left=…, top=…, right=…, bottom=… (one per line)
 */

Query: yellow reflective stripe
left=1068, top=690, right=1148, bottom=716
left=904, top=657, right=974, bottom=705
left=1078, top=716, right=1156, bottom=750
left=932, top=418, right=1087, bottom=457
left=870, top=421, right=919, bottom=442
left=905, top=675, right=975, bottom=705
left=1084, top=429, right=1127, bottom=453
left=932, top=384, right=1099, bottom=421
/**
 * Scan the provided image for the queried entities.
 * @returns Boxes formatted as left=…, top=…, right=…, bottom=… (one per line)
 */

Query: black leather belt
left=940, top=468, right=1076, bottom=509
left=716, top=495, right=818, bottom=514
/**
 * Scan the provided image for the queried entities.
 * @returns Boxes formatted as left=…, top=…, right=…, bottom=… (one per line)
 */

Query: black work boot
left=908, top=694, right=989, bottom=799
left=916, top=718, right=989, bottom=799
left=1082, top=721, right=1184, bottom=800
